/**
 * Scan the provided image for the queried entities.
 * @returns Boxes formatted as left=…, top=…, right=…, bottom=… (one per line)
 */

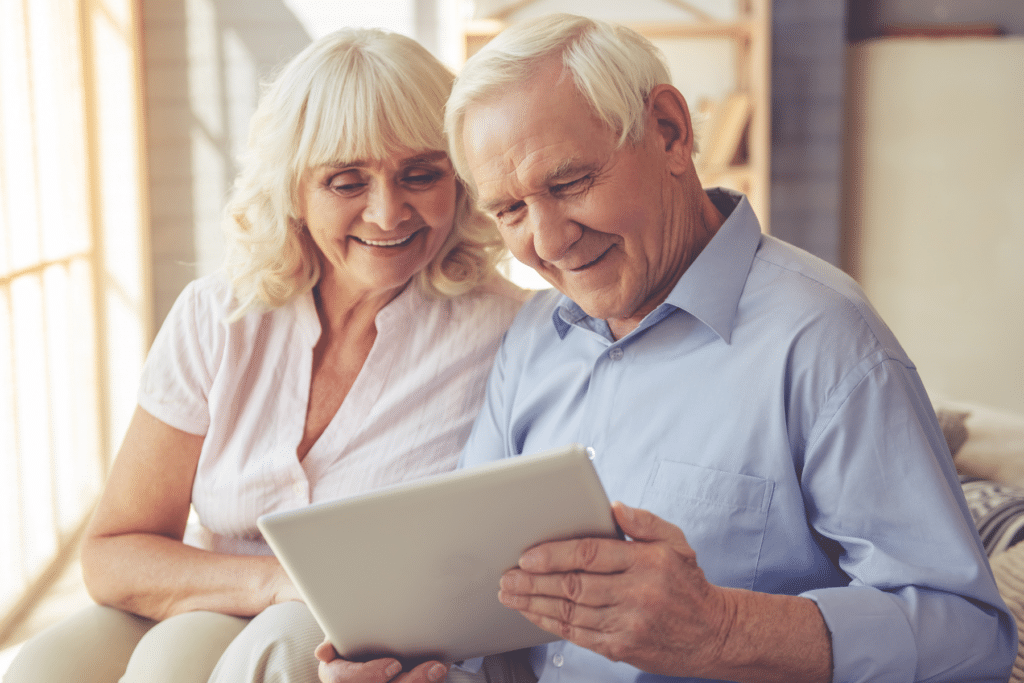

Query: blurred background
left=2, top=0, right=1022, bottom=670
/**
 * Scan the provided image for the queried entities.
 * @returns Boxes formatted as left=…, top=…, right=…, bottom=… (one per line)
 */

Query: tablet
left=257, top=443, right=619, bottom=665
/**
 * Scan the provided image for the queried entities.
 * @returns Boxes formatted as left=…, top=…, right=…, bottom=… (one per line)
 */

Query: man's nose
left=528, top=200, right=581, bottom=264
left=362, top=182, right=412, bottom=231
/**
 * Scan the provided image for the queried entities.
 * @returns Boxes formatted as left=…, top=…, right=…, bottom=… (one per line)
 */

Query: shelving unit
left=460, top=0, right=772, bottom=231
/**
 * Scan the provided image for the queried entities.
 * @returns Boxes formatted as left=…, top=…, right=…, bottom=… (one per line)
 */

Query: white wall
left=844, top=37, right=1024, bottom=414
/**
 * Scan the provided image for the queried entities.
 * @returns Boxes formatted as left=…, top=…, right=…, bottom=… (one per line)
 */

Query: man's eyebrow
left=480, top=194, right=513, bottom=216
left=542, top=159, right=598, bottom=185
left=480, top=160, right=600, bottom=214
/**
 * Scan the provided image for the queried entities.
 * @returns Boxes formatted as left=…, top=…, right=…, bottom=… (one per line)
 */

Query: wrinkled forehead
left=461, top=66, right=612, bottom=178
left=462, top=83, right=618, bottom=211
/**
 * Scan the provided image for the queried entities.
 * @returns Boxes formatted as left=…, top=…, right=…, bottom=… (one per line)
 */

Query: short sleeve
left=137, top=277, right=227, bottom=435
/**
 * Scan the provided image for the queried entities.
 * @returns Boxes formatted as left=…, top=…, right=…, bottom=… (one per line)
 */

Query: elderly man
left=318, top=13, right=1015, bottom=683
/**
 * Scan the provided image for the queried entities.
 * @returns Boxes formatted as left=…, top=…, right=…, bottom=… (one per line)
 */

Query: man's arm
left=499, top=502, right=832, bottom=682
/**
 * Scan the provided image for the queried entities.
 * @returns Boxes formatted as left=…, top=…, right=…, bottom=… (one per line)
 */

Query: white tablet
left=257, top=443, right=619, bottom=665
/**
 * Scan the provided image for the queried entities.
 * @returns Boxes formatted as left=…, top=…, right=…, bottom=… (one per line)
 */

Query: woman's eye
left=330, top=182, right=365, bottom=193
left=402, top=168, right=443, bottom=187
left=327, top=172, right=366, bottom=194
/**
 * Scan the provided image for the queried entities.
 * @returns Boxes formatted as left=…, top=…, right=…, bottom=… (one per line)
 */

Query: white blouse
left=138, top=273, right=524, bottom=555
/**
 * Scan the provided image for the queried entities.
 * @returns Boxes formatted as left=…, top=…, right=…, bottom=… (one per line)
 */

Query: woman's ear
left=647, top=84, right=694, bottom=176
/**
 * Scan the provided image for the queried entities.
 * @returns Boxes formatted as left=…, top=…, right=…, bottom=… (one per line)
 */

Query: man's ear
left=647, top=84, right=694, bottom=176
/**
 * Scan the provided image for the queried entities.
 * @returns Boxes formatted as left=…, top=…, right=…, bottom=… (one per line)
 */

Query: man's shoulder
left=506, top=287, right=563, bottom=335
left=750, top=236, right=909, bottom=364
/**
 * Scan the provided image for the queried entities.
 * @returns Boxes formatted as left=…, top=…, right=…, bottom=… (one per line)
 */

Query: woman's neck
left=313, top=270, right=408, bottom=338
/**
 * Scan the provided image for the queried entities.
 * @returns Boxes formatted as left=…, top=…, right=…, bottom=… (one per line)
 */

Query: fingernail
left=427, top=663, right=447, bottom=682
left=615, top=501, right=634, bottom=523
left=519, top=548, right=540, bottom=570
left=385, top=661, right=402, bottom=678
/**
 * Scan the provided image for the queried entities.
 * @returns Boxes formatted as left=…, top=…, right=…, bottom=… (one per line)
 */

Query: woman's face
left=299, top=148, right=457, bottom=302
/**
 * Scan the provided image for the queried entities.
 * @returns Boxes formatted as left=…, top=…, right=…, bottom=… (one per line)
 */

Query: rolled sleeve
left=806, top=586, right=916, bottom=682
left=802, top=357, right=1016, bottom=682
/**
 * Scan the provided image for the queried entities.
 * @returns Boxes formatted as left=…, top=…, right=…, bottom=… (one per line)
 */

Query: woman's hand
left=314, top=641, right=449, bottom=683
left=268, top=562, right=303, bottom=605
left=82, top=406, right=300, bottom=620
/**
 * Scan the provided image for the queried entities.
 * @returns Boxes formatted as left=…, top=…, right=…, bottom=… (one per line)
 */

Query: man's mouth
left=568, top=246, right=613, bottom=272
left=352, top=231, right=418, bottom=247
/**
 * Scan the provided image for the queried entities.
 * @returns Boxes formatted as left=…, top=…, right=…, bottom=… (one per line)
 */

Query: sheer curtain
left=0, top=0, right=150, bottom=645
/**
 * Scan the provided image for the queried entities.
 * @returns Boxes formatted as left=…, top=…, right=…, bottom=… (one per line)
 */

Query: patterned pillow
left=960, top=475, right=1024, bottom=556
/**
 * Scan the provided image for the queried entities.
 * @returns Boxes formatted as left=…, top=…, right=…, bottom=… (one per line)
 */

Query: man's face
left=462, top=61, right=697, bottom=336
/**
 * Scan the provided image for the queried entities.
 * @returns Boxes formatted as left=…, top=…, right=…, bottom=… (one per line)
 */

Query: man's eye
left=551, top=175, right=591, bottom=196
left=496, top=200, right=526, bottom=221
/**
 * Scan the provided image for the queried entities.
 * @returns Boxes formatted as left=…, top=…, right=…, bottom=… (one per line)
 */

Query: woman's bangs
left=302, top=64, right=444, bottom=168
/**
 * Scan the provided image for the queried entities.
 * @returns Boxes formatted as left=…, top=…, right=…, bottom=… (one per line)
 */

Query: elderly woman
left=5, top=28, right=524, bottom=683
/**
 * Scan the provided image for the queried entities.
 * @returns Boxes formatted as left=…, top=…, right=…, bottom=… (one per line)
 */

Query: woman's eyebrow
left=320, top=151, right=450, bottom=169
left=402, top=150, right=449, bottom=165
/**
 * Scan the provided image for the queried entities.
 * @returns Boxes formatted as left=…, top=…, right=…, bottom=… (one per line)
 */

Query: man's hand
left=497, top=501, right=732, bottom=677
left=314, top=641, right=450, bottom=683
left=497, top=502, right=831, bottom=683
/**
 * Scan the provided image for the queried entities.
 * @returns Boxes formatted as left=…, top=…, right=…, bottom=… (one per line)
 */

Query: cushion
left=960, top=475, right=1024, bottom=556
left=989, top=542, right=1024, bottom=682
left=934, top=398, right=1024, bottom=489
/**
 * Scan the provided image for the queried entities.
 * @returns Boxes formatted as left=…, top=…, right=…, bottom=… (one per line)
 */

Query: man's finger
left=500, top=567, right=621, bottom=606
left=499, top=590, right=613, bottom=632
left=612, top=501, right=688, bottom=544
left=519, top=535, right=631, bottom=574
left=317, top=657, right=447, bottom=683
left=317, top=657, right=402, bottom=683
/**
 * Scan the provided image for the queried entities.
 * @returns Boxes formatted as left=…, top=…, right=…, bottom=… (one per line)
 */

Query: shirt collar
left=551, top=188, right=762, bottom=344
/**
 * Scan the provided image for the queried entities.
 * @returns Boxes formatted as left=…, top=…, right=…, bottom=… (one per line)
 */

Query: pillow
left=934, top=398, right=1024, bottom=489
left=960, top=475, right=1024, bottom=556
left=988, top=542, right=1024, bottom=682
left=936, top=407, right=970, bottom=457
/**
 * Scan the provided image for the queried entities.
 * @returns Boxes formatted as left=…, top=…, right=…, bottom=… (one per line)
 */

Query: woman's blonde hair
left=446, top=13, right=681, bottom=195
left=223, top=28, right=504, bottom=317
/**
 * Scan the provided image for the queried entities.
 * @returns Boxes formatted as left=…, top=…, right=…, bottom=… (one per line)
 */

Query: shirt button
left=292, top=481, right=304, bottom=495
left=585, top=447, right=596, bottom=460
left=552, top=654, right=564, bottom=667
left=608, top=347, right=623, bottom=360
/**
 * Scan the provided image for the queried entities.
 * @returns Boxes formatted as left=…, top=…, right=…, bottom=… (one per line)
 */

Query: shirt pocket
left=639, top=459, right=773, bottom=590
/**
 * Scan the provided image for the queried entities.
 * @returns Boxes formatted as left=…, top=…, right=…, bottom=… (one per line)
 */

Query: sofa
left=935, top=398, right=1024, bottom=682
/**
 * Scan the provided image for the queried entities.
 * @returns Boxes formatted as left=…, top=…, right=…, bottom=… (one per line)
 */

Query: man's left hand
left=498, top=501, right=733, bottom=678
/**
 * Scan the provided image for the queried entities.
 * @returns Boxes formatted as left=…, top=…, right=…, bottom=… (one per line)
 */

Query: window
left=0, top=0, right=149, bottom=640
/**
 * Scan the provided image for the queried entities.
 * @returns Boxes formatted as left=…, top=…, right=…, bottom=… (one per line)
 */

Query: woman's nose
left=362, top=182, right=412, bottom=231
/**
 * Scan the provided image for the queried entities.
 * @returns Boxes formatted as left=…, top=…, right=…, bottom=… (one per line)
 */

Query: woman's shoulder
left=473, top=273, right=533, bottom=305
left=179, top=271, right=236, bottom=312
left=453, top=274, right=533, bottom=324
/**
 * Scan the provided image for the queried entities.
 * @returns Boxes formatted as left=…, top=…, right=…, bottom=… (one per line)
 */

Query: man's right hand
left=315, top=641, right=450, bottom=683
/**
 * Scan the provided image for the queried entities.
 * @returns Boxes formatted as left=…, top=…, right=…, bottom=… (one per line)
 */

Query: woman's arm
left=81, top=406, right=299, bottom=621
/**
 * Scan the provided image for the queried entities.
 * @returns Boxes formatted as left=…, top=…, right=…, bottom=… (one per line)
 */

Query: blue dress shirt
left=460, top=190, right=1015, bottom=682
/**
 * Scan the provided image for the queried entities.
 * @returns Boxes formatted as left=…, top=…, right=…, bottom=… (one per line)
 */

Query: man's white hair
left=446, top=13, right=680, bottom=194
